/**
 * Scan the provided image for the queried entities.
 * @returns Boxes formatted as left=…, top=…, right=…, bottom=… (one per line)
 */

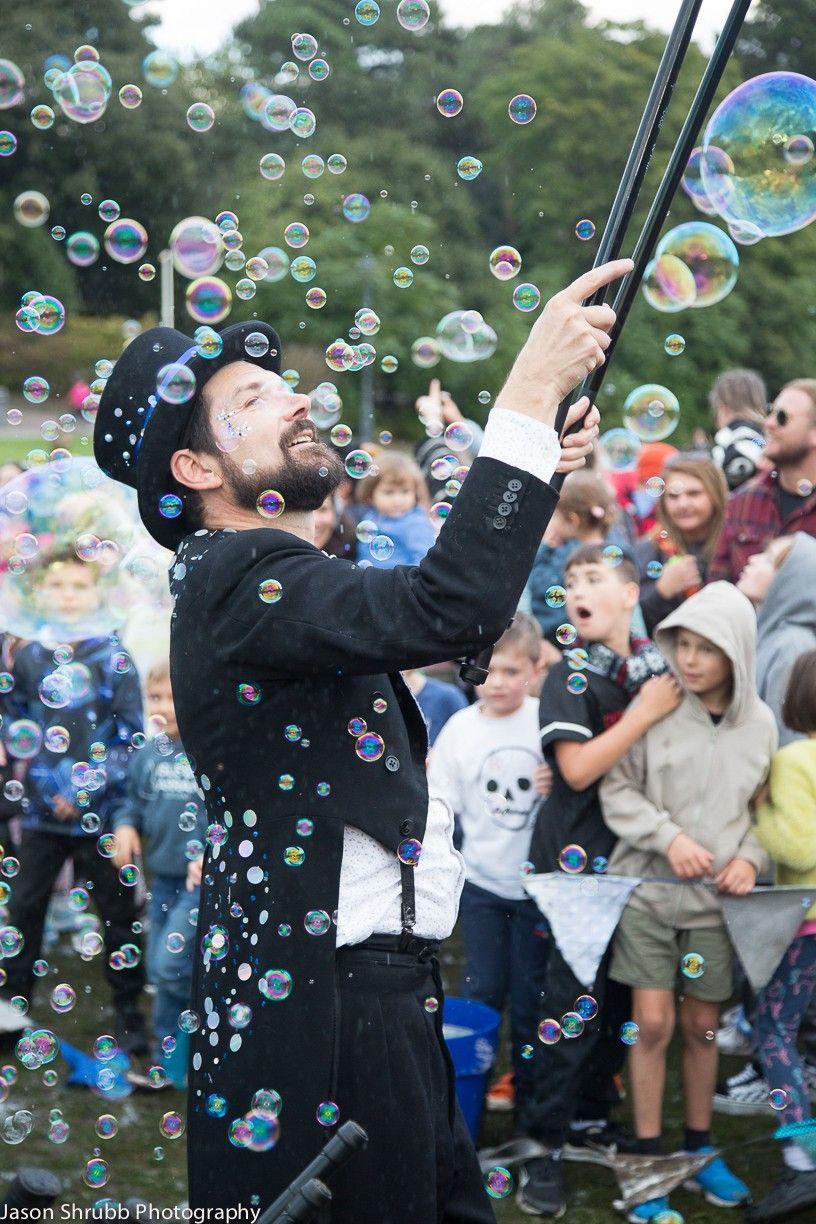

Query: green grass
left=1, top=923, right=780, bottom=1217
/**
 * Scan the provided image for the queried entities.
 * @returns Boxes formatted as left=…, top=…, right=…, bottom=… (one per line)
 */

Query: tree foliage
left=1, top=0, right=815, bottom=440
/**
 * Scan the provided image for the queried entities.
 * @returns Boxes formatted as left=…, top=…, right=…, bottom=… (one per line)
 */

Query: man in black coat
left=93, top=257, right=630, bottom=1222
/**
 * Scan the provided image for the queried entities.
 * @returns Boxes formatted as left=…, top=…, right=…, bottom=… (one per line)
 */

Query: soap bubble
left=538, top=1018, right=562, bottom=1044
left=508, top=94, right=536, bottom=124
left=512, top=283, right=541, bottom=312
left=575, top=218, right=596, bottom=240
left=53, top=61, right=111, bottom=124
left=187, top=102, right=214, bottom=132
left=66, top=231, right=100, bottom=266
left=31, top=104, right=55, bottom=130
left=655, top=222, right=739, bottom=309
left=0, top=130, right=18, bottom=155
left=14, top=190, right=50, bottom=228
left=485, top=1168, right=513, bottom=1199
left=559, top=844, right=587, bottom=874
left=0, top=60, right=25, bottom=110
left=186, top=277, right=232, bottom=325
left=170, top=216, right=223, bottom=278
left=680, top=951, right=706, bottom=980
left=342, top=193, right=370, bottom=223
left=701, top=71, right=816, bottom=238
left=436, top=88, right=463, bottom=118
left=489, top=245, right=522, bottom=280
left=143, top=50, right=178, bottom=88
left=355, top=0, right=380, bottom=25
left=393, top=266, right=414, bottom=288
left=264, top=94, right=296, bottom=131
left=397, top=0, right=430, bottom=30
left=620, top=1020, right=640, bottom=1045
left=642, top=254, right=698, bottom=313
left=623, top=384, right=680, bottom=443
left=457, top=155, right=482, bottom=180
left=601, top=428, right=641, bottom=472
left=769, top=1088, right=788, bottom=1110
left=119, top=84, right=142, bottom=109
left=435, top=310, right=497, bottom=362
left=664, top=333, right=686, bottom=356
left=104, top=219, right=147, bottom=264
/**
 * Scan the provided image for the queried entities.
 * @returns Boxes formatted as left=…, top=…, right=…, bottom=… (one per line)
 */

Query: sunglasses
left=765, top=407, right=790, bottom=426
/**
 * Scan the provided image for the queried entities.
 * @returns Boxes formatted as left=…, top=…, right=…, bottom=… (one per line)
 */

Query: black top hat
left=93, top=320, right=282, bottom=550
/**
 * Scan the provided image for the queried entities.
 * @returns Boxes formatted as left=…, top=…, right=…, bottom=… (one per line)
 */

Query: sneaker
left=683, top=1148, right=750, bottom=1207
left=626, top=1197, right=671, bottom=1221
left=744, top=1168, right=816, bottom=1221
left=713, top=1062, right=770, bottom=1116
left=716, top=1009, right=755, bottom=1057
left=486, top=1071, right=515, bottom=1113
left=563, top=1121, right=635, bottom=1166
left=517, top=1154, right=567, bottom=1218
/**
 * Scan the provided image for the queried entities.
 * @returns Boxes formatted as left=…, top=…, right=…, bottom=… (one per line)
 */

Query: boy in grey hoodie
left=601, top=582, right=777, bottom=1221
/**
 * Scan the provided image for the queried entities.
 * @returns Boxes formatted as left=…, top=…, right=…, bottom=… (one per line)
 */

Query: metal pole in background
left=159, top=249, right=175, bottom=328
left=358, top=254, right=376, bottom=445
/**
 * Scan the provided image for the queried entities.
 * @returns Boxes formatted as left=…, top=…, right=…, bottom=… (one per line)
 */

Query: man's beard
left=766, top=439, right=811, bottom=469
left=221, top=422, right=347, bottom=514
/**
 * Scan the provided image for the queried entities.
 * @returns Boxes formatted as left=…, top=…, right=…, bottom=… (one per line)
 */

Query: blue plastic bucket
left=443, top=996, right=501, bottom=1139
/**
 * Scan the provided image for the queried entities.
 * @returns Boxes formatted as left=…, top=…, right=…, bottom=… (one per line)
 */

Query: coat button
left=385, top=755, right=400, bottom=772
left=508, top=478, right=522, bottom=492
left=502, top=491, right=517, bottom=503
left=400, top=820, right=413, bottom=835
left=492, top=517, right=506, bottom=529
left=497, top=503, right=512, bottom=516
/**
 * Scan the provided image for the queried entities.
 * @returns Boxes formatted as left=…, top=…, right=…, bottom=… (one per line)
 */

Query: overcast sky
left=143, top=0, right=750, bottom=58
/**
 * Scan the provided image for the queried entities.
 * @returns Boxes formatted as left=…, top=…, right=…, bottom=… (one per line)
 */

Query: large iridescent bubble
left=435, top=311, right=497, bottom=362
left=51, top=61, right=111, bottom=124
left=654, top=222, right=739, bottom=309
left=701, top=72, right=816, bottom=238
left=642, top=254, right=697, bottom=313
left=170, top=216, right=224, bottom=278
left=0, top=459, right=171, bottom=650
left=623, top=384, right=680, bottom=442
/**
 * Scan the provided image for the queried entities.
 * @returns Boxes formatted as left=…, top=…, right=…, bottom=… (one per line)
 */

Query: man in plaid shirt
left=709, top=379, right=816, bottom=583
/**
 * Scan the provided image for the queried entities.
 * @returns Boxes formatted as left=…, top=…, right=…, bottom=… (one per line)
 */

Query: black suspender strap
left=398, top=860, right=417, bottom=951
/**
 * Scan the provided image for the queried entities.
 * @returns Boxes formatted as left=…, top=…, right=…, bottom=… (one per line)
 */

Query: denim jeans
left=457, top=880, right=551, bottom=1120
left=150, top=881, right=198, bottom=1065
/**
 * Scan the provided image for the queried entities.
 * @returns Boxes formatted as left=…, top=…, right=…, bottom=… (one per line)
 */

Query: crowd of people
left=2, top=365, right=816, bottom=1220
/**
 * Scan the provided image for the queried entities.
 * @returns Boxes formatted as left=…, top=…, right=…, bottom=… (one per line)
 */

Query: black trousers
left=0, top=827, right=144, bottom=1008
left=321, top=944, right=496, bottom=1224
left=520, top=945, right=631, bottom=1147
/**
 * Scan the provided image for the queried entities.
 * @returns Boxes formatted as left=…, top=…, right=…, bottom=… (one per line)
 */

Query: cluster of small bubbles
left=620, top=1020, right=640, bottom=1045
left=538, top=1018, right=562, bottom=1044
left=559, top=843, right=588, bottom=874
left=680, top=951, right=706, bottom=979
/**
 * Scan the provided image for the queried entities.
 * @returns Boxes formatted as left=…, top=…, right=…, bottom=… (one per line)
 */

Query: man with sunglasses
left=709, top=379, right=816, bottom=584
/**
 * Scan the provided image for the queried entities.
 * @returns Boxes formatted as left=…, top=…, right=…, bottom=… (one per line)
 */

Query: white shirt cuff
left=478, top=407, right=560, bottom=485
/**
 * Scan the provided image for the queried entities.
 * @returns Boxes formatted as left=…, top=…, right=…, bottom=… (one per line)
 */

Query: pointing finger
left=564, top=258, right=634, bottom=305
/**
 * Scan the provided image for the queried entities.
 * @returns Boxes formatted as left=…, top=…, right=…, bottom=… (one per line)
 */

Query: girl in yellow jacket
left=748, top=650, right=816, bottom=1222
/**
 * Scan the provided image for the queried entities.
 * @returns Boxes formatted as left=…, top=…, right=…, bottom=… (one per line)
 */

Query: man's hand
left=186, top=855, right=203, bottom=891
left=631, top=674, right=683, bottom=728
left=533, top=762, right=553, bottom=797
left=716, top=858, right=757, bottom=896
left=752, top=781, right=771, bottom=810
left=497, top=258, right=633, bottom=425
left=52, top=794, right=80, bottom=822
left=555, top=398, right=600, bottom=474
left=114, top=824, right=142, bottom=868
left=655, top=555, right=701, bottom=599
left=667, top=831, right=715, bottom=880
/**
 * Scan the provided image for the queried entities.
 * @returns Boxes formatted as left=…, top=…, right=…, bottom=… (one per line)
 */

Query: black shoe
left=114, top=1007, right=149, bottom=1056
left=563, top=1121, right=636, bottom=1167
left=517, top=1154, right=567, bottom=1218
left=744, top=1169, right=816, bottom=1221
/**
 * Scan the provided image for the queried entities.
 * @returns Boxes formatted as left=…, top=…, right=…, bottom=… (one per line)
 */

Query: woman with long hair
left=636, top=457, right=728, bottom=634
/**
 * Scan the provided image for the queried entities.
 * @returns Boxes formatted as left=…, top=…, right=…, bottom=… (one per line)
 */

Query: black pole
left=458, top=0, right=708, bottom=687
left=564, top=0, right=754, bottom=448
left=260, top=1121, right=368, bottom=1224
left=584, top=0, right=705, bottom=310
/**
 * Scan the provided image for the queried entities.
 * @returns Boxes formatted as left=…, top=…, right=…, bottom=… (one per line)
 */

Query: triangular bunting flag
left=524, top=873, right=641, bottom=989
left=609, top=1150, right=718, bottom=1209
left=721, top=886, right=815, bottom=993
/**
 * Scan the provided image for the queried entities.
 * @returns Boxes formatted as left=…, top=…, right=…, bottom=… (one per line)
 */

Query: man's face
left=763, top=386, right=816, bottom=468
left=200, top=362, right=346, bottom=514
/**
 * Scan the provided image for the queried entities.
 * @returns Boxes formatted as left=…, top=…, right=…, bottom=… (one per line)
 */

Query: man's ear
left=169, top=449, right=223, bottom=493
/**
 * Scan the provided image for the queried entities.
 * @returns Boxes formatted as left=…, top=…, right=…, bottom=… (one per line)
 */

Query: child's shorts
left=610, top=905, right=733, bottom=1002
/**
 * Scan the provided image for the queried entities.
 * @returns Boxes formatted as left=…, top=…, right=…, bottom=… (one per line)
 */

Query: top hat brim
left=94, top=320, right=282, bottom=551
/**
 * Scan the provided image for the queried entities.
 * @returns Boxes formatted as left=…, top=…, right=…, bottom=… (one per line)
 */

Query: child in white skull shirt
left=427, top=613, right=552, bottom=1119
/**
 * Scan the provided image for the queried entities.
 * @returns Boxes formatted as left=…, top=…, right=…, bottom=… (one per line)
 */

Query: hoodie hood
left=757, top=533, right=816, bottom=642
left=655, top=581, right=758, bottom=724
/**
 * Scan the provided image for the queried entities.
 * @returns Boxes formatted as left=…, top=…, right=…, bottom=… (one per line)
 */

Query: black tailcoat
left=170, top=454, right=557, bottom=1208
